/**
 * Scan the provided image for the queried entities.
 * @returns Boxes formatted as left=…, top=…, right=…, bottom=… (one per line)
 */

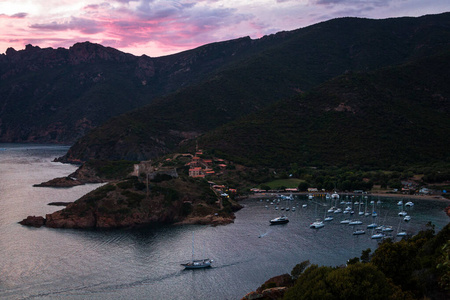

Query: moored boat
left=331, top=192, right=340, bottom=200
left=310, top=220, right=325, bottom=229
left=382, top=226, right=393, bottom=232
left=397, top=230, right=407, bottom=237
left=353, top=229, right=365, bottom=235
left=348, top=220, right=363, bottom=226
left=371, top=232, right=385, bottom=239
left=270, top=216, right=289, bottom=225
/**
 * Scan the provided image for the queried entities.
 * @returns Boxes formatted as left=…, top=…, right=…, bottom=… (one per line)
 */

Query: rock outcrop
left=33, top=176, right=84, bottom=187
left=241, top=287, right=288, bottom=300
left=21, top=176, right=239, bottom=229
left=241, top=274, right=293, bottom=300
left=19, top=216, right=46, bottom=227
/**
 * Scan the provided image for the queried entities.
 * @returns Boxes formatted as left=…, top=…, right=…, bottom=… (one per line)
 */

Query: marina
left=0, top=144, right=448, bottom=299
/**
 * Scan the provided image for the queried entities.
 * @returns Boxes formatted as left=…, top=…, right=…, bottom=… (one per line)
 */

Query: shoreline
left=247, top=191, right=450, bottom=202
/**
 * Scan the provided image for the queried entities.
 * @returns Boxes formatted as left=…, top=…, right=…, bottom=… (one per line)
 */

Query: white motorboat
left=310, top=220, right=325, bottom=229
left=404, top=215, right=411, bottom=222
left=270, top=216, right=289, bottom=225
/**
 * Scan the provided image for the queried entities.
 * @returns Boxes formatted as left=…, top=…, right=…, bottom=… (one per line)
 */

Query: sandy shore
left=369, top=192, right=449, bottom=202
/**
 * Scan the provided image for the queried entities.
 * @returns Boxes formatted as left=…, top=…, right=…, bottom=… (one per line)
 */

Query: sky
left=0, top=0, right=449, bottom=57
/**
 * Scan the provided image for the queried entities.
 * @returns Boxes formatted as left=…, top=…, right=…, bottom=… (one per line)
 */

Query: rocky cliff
left=21, top=176, right=239, bottom=229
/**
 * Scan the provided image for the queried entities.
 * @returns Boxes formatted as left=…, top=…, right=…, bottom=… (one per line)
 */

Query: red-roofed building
left=189, top=167, right=205, bottom=178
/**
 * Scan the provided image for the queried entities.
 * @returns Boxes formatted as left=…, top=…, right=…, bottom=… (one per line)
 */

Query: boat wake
left=258, top=229, right=272, bottom=238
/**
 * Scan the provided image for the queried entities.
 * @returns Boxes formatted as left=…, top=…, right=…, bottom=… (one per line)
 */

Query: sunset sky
left=1, top=0, right=449, bottom=57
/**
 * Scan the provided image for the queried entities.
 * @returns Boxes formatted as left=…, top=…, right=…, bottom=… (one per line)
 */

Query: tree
left=298, top=181, right=309, bottom=192
left=370, top=240, right=419, bottom=291
left=284, top=265, right=334, bottom=300
left=260, top=185, right=271, bottom=191
left=291, top=260, right=310, bottom=280
left=284, top=263, right=411, bottom=300
left=361, top=248, right=372, bottom=263
left=437, top=241, right=450, bottom=292
left=387, top=179, right=402, bottom=190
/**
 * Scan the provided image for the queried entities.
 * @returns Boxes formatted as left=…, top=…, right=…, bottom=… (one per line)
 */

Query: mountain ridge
left=0, top=35, right=282, bottom=143
left=57, top=12, right=450, bottom=165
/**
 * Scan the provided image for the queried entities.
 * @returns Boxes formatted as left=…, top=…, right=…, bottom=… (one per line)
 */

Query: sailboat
left=364, top=197, right=370, bottom=217
left=181, top=233, right=212, bottom=269
left=324, top=206, right=333, bottom=221
left=358, top=196, right=364, bottom=216
left=396, top=220, right=407, bottom=237
left=371, top=200, right=377, bottom=217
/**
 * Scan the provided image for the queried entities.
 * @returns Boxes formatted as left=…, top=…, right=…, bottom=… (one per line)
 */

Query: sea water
left=0, top=144, right=448, bottom=299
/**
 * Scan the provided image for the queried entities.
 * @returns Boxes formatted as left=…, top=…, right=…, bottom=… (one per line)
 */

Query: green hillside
left=60, top=13, right=450, bottom=163
left=197, top=51, right=450, bottom=168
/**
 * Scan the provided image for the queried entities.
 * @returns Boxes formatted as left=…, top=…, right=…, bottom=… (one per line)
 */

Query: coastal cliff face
left=31, top=176, right=238, bottom=229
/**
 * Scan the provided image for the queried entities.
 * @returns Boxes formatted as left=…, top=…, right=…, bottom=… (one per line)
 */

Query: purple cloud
left=0, top=12, right=28, bottom=19
left=314, top=0, right=390, bottom=6
left=30, top=17, right=104, bottom=34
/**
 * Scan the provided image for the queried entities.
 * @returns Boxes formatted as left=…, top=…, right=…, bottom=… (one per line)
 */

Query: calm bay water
left=0, top=144, right=448, bottom=299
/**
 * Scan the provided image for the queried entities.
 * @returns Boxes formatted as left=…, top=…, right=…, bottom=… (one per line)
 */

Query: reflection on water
left=0, top=144, right=448, bottom=299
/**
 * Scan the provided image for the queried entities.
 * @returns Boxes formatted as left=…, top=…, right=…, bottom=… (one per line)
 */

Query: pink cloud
left=0, top=0, right=448, bottom=57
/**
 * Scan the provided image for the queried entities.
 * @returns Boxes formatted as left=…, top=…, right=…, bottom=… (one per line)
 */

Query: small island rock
left=19, top=216, right=46, bottom=227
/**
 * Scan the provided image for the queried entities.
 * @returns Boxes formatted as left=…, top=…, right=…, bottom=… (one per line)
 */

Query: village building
left=187, top=149, right=229, bottom=178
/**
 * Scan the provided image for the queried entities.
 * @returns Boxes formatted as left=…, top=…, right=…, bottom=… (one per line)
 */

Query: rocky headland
left=21, top=176, right=240, bottom=229
left=34, top=161, right=109, bottom=188
left=33, top=176, right=85, bottom=187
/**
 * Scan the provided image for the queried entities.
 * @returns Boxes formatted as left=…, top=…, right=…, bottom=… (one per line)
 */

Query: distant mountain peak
left=68, top=41, right=135, bottom=64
